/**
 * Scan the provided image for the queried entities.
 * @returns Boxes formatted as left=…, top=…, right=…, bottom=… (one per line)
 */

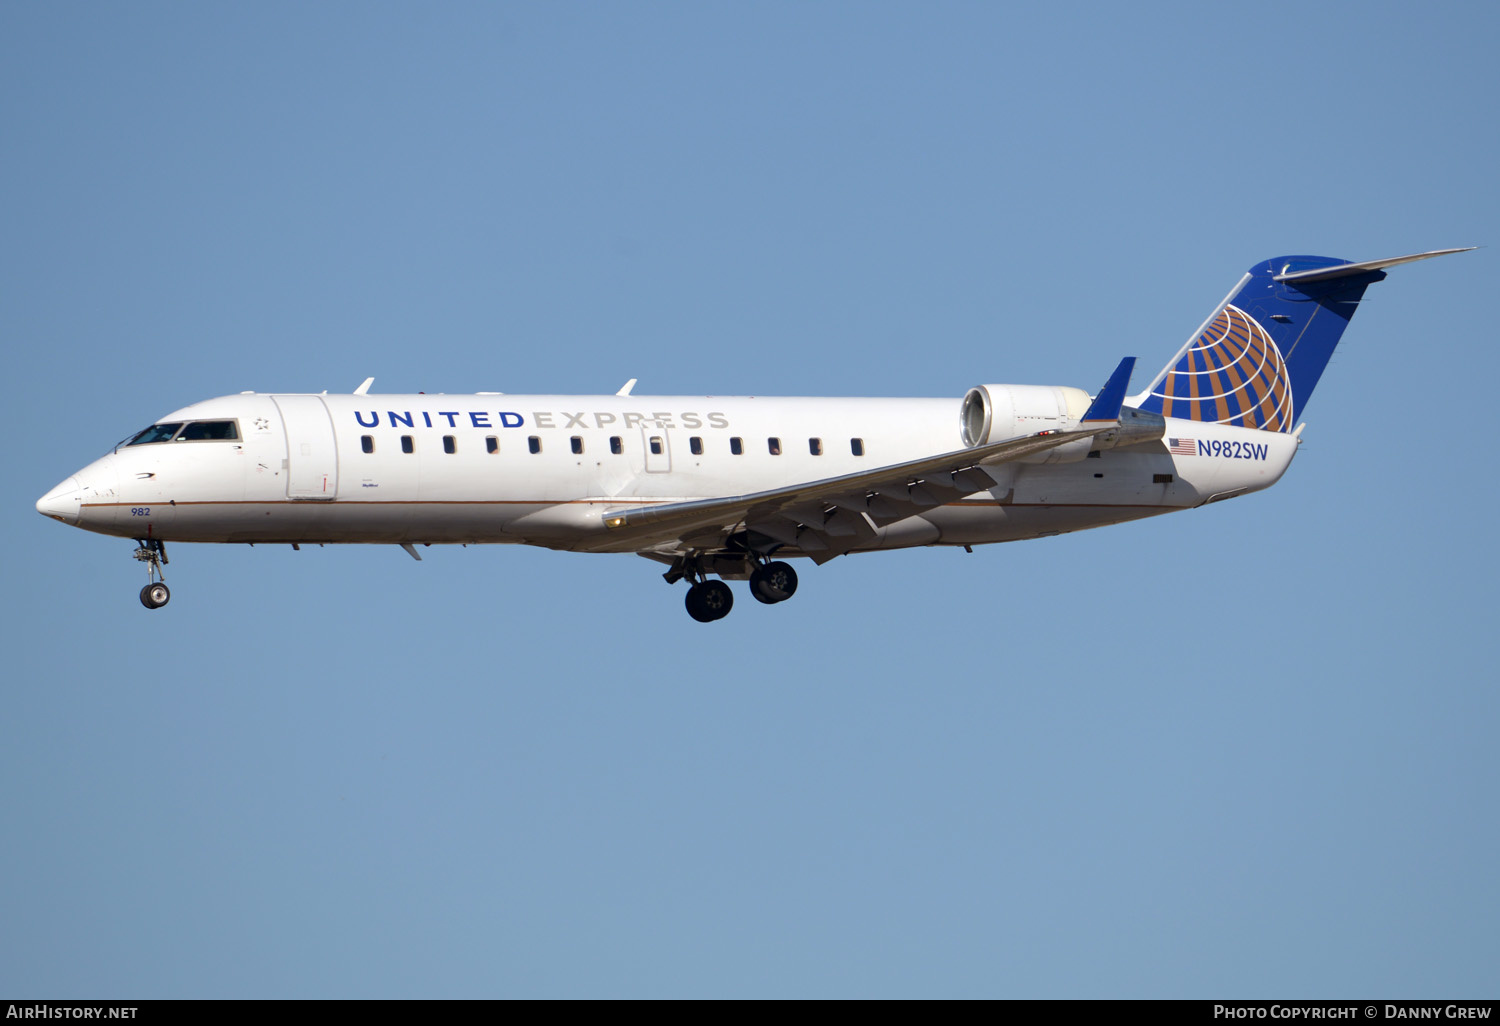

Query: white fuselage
left=37, top=391, right=1299, bottom=555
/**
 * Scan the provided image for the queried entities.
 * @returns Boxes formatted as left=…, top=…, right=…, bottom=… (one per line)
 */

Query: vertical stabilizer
left=1134, top=250, right=1470, bottom=431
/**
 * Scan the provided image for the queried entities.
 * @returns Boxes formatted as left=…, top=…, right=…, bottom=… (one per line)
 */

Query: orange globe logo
left=1151, top=305, right=1291, bottom=431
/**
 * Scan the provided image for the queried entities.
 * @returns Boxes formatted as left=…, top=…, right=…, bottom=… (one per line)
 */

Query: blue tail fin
left=1136, top=249, right=1471, bottom=431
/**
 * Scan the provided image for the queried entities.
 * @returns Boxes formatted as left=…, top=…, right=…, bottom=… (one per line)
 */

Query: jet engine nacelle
left=959, top=383, right=1165, bottom=463
left=960, top=384, right=1093, bottom=463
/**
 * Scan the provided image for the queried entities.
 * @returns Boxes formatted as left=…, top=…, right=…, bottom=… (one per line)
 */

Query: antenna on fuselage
left=354, top=377, right=374, bottom=395
left=616, top=378, right=637, bottom=397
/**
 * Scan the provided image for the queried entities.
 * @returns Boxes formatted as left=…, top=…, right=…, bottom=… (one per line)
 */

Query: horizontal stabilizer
left=1273, top=247, right=1475, bottom=284
left=1081, top=357, right=1135, bottom=424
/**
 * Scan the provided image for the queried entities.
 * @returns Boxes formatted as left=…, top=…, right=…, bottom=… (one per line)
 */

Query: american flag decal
left=1168, top=437, right=1197, bottom=455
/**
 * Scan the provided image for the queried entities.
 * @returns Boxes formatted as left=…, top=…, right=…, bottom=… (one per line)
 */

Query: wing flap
left=821, top=507, right=876, bottom=540
left=591, top=424, right=1111, bottom=554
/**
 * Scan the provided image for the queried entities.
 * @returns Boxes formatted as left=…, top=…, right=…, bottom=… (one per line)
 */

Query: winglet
left=1081, top=357, right=1136, bottom=423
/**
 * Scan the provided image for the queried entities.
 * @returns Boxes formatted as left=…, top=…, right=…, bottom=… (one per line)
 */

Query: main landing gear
left=133, top=539, right=170, bottom=609
left=685, top=579, right=733, bottom=623
left=749, top=561, right=798, bottom=605
left=672, top=555, right=800, bottom=622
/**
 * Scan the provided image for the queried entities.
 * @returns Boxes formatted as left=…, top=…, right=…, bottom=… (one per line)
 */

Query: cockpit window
left=125, top=420, right=240, bottom=447
left=177, top=420, right=239, bottom=441
left=126, top=423, right=184, bottom=445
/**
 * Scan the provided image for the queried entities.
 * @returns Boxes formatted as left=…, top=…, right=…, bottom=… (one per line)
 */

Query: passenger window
left=486, top=436, right=499, bottom=454
left=851, top=438, right=864, bottom=457
left=177, top=420, right=240, bottom=441
left=528, top=436, right=541, bottom=454
left=690, top=436, right=703, bottom=455
left=443, top=435, right=456, bottom=454
left=649, top=436, right=664, bottom=456
left=730, top=437, right=743, bottom=455
left=571, top=436, right=584, bottom=455
left=809, top=437, right=822, bottom=455
left=401, top=435, right=414, bottom=454
left=768, top=437, right=781, bottom=455
left=361, top=435, right=374, bottom=454
left=610, top=436, right=623, bottom=455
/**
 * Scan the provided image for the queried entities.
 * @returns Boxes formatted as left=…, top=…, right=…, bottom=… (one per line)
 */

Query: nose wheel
left=133, top=539, right=170, bottom=609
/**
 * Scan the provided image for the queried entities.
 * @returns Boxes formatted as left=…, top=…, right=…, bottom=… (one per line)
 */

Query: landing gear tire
left=132, top=539, right=170, bottom=609
left=685, top=580, right=733, bottom=622
left=750, top=561, right=798, bottom=604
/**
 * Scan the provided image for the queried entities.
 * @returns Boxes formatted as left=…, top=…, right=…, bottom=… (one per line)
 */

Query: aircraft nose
left=36, top=476, right=84, bottom=524
left=37, top=457, right=118, bottom=528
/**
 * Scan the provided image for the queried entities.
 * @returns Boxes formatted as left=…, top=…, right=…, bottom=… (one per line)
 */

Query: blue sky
left=3, top=2, right=1496, bottom=998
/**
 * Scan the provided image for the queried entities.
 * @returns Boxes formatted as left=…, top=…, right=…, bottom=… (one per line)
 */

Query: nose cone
left=36, top=457, right=119, bottom=529
left=37, top=476, right=84, bottom=524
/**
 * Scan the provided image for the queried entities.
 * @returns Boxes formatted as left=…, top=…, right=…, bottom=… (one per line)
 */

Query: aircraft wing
left=592, top=424, right=1113, bottom=563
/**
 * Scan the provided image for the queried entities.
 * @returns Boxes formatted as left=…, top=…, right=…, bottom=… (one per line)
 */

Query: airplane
left=36, top=248, right=1471, bottom=621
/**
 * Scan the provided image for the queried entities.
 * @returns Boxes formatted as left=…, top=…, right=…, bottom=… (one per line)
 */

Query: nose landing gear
left=133, top=540, right=170, bottom=609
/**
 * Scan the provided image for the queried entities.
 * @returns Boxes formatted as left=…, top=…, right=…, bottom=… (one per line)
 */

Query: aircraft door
left=642, top=424, right=671, bottom=473
left=272, top=396, right=339, bottom=500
